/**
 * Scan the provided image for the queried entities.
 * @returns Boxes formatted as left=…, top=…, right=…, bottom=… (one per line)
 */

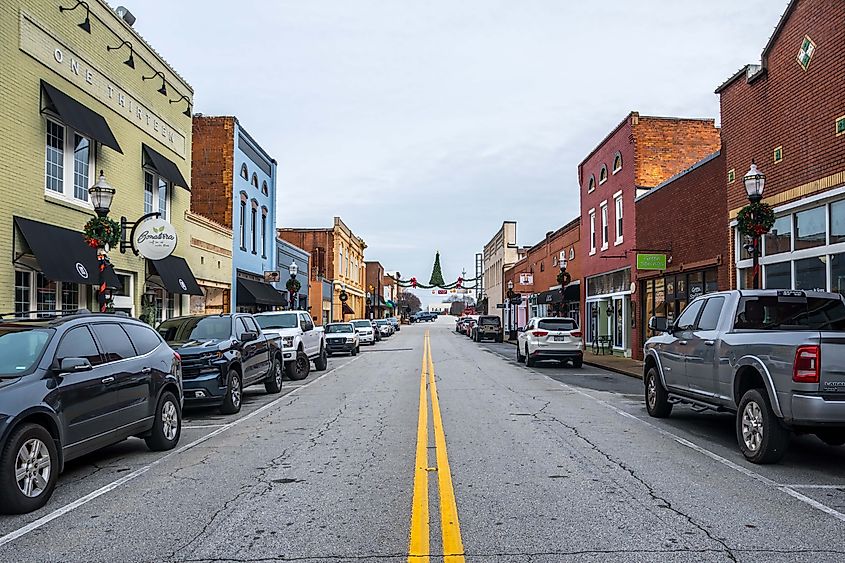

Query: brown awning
left=342, top=303, right=355, bottom=315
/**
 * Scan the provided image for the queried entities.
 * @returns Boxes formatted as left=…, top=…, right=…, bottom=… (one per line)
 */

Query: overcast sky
left=134, top=0, right=785, bottom=304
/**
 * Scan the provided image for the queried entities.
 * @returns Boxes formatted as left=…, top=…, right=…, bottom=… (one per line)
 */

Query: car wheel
left=314, top=347, right=328, bottom=371
left=737, top=388, right=790, bottom=464
left=220, top=369, right=243, bottom=414
left=526, top=347, right=536, bottom=367
left=516, top=345, right=524, bottom=362
left=815, top=430, right=845, bottom=446
left=285, top=350, right=310, bottom=381
left=644, top=367, right=672, bottom=418
left=572, top=356, right=583, bottom=369
left=264, top=357, right=284, bottom=393
left=146, top=391, right=182, bottom=450
left=0, top=423, right=59, bottom=514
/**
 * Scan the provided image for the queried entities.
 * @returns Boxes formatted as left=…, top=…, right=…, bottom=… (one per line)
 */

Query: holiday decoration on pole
left=556, top=269, right=572, bottom=287
left=83, top=216, right=121, bottom=249
left=429, top=251, right=445, bottom=287
left=736, top=202, right=775, bottom=237
left=285, top=278, right=302, bottom=294
left=386, top=252, right=483, bottom=289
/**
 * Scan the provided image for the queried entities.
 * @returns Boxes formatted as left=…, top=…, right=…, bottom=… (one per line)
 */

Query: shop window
left=794, top=206, right=826, bottom=250
left=61, top=282, right=79, bottom=312
left=15, top=271, right=31, bottom=316
left=795, top=256, right=827, bottom=291
left=765, top=262, right=791, bottom=289
left=240, top=163, right=249, bottom=180
left=704, top=269, right=719, bottom=293
left=831, top=200, right=845, bottom=244
left=764, top=215, right=791, bottom=255
left=44, top=118, right=94, bottom=203
left=144, top=171, right=170, bottom=220
left=612, top=153, right=622, bottom=174
left=832, top=253, right=845, bottom=296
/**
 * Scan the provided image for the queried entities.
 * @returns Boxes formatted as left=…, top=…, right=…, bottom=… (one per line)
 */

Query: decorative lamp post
left=507, top=280, right=515, bottom=340
left=86, top=171, right=117, bottom=313
left=740, top=161, right=771, bottom=290
left=286, top=259, right=300, bottom=310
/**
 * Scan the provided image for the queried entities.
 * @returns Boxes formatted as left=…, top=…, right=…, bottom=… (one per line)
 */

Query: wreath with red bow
left=83, top=217, right=121, bottom=249
left=286, top=278, right=302, bottom=294
left=737, top=202, right=776, bottom=237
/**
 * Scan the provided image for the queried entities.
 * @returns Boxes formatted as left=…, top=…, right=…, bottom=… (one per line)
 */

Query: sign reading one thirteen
left=135, top=217, right=177, bottom=260
left=636, top=253, right=667, bottom=270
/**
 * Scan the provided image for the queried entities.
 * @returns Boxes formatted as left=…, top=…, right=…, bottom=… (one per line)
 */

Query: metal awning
left=40, top=81, right=122, bottom=153
left=236, top=278, right=286, bottom=306
left=149, top=256, right=202, bottom=295
left=142, top=144, right=189, bottom=189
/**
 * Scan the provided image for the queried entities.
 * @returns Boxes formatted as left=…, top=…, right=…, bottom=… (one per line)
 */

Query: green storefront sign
left=636, top=253, right=667, bottom=270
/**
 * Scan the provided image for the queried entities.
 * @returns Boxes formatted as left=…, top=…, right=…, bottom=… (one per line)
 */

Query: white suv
left=351, top=319, right=376, bottom=345
left=516, top=317, right=583, bottom=368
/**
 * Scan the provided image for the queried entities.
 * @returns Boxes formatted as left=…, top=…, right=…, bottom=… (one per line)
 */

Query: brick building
left=716, top=0, right=845, bottom=294
left=365, top=261, right=389, bottom=318
left=578, top=112, right=721, bottom=357
left=634, top=151, right=728, bottom=359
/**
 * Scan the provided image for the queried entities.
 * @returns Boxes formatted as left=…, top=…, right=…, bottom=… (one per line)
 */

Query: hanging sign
left=636, top=253, right=667, bottom=270
left=134, top=217, right=177, bottom=260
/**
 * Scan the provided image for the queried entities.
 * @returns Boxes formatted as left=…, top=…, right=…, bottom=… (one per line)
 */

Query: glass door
left=613, top=298, right=624, bottom=348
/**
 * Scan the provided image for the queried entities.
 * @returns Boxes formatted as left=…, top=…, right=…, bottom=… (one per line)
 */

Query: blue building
left=276, top=239, right=309, bottom=311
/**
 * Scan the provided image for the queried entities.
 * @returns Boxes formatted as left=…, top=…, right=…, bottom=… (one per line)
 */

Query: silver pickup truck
left=644, top=289, right=845, bottom=464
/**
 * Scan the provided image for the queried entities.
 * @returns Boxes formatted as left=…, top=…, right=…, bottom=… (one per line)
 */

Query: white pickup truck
left=254, top=311, right=327, bottom=380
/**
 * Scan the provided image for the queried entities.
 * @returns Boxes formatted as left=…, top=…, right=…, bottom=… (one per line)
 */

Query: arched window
left=612, top=152, right=623, bottom=174
left=240, top=163, right=248, bottom=180
left=261, top=207, right=268, bottom=258
left=251, top=173, right=259, bottom=188
left=587, top=175, right=596, bottom=192
left=261, top=180, right=268, bottom=196
left=250, top=200, right=258, bottom=253
left=599, top=165, right=608, bottom=184
left=239, top=192, right=248, bottom=249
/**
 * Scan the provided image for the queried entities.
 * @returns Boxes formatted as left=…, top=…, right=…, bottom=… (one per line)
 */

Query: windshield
left=255, top=313, right=298, bottom=330
left=326, top=324, right=353, bottom=334
left=351, top=321, right=371, bottom=328
left=735, top=296, right=845, bottom=330
left=376, top=320, right=389, bottom=325
left=538, top=319, right=577, bottom=331
left=0, top=327, right=53, bottom=376
left=479, top=317, right=500, bottom=326
left=158, top=316, right=232, bottom=342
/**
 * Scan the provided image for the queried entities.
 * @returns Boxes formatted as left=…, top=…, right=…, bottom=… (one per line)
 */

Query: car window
left=734, top=296, right=845, bottom=330
left=158, top=316, right=232, bottom=342
left=243, top=317, right=259, bottom=333
left=696, top=297, right=725, bottom=331
left=56, top=327, right=101, bottom=366
left=300, top=314, right=314, bottom=331
left=326, top=324, right=353, bottom=333
left=479, top=317, right=500, bottom=326
left=91, top=324, right=136, bottom=363
left=123, top=324, right=162, bottom=356
left=255, top=313, right=298, bottom=330
left=0, top=327, right=54, bottom=375
left=235, top=318, right=248, bottom=338
left=537, top=319, right=577, bottom=331
left=675, top=300, right=705, bottom=331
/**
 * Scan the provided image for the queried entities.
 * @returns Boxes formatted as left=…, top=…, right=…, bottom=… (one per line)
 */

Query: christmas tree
left=429, top=251, right=445, bottom=287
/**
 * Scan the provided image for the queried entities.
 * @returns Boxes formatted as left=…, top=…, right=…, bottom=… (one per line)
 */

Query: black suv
left=0, top=311, right=183, bottom=514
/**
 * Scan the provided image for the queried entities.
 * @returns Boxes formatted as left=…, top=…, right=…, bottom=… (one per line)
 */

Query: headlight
left=282, top=336, right=294, bottom=347
left=346, top=337, right=355, bottom=343
left=201, top=351, right=224, bottom=360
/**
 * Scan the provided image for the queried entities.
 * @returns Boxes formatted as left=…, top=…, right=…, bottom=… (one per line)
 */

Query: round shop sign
left=134, top=218, right=177, bottom=260
left=76, top=262, right=89, bottom=279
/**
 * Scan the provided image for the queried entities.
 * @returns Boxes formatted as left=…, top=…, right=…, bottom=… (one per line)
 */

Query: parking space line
left=182, top=424, right=228, bottom=429
left=0, top=356, right=361, bottom=549
left=780, top=484, right=845, bottom=489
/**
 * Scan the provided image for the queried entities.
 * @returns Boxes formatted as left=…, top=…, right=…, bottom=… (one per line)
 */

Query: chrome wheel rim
left=742, top=401, right=763, bottom=452
left=162, top=401, right=179, bottom=441
left=15, top=438, right=51, bottom=498
left=647, top=376, right=657, bottom=409
left=231, top=375, right=242, bottom=407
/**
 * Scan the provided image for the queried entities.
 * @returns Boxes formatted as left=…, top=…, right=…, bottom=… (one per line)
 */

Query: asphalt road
left=2, top=317, right=845, bottom=562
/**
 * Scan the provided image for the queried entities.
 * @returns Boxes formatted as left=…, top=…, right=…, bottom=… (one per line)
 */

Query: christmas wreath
left=737, top=202, right=776, bottom=237
left=83, top=217, right=121, bottom=249
left=556, top=269, right=572, bottom=286
left=286, top=278, right=302, bottom=294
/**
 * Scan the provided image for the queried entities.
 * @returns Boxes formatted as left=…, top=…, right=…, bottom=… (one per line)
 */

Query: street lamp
left=743, top=161, right=766, bottom=289
left=88, top=171, right=115, bottom=313
left=288, top=259, right=298, bottom=310
left=507, top=280, right=515, bottom=340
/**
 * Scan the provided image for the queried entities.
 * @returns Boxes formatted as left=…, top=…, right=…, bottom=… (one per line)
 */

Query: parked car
left=351, top=319, right=376, bottom=345
left=0, top=311, right=183, bottom=514
left=375, top=319, right=394, bottom=337
left=473, top=315, right=504, bottom=342
left=388, top=317, right=401, bottom=332
left=462, top=318, right=477, bottom=337
left=370, top=319, right=382, bottom=342
left=644, top=289, right=845, bottom=464
left=325, top=323, right=360, bottom=356
left=517, top=317, right=583, bottom=367
left=253, top=311, right=327, bottom=381
left=413, top=312, right=435, bottom=323
left=158, top=314, right=283, bottom=414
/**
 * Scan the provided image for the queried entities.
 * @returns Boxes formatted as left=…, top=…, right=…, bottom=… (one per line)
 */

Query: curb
left=583, top=361, right=643, bottom=381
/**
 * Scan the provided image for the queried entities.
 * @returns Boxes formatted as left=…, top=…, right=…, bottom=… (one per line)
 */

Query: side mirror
left=648, top=316, right=670, bottom=333
left=59, top=357, right=93, bottom=373
left=517, top=327, right=526, bottom=333
left=240, top=331, right=258, bottom=342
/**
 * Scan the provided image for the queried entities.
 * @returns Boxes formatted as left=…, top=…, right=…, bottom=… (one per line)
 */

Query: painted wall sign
left=135, top=217, right=177, bottom=260
left=19, top=11, right=188, bottom=158
left=636, top=253, right=667, bottom=271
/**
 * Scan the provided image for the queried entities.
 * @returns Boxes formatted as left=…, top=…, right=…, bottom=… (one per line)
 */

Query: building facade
left=278, top=217, right=367, bottom=321
left=276, top=238, right=309, bottom=311
left=482, top=221, right=519, bottom=322
left=578, top=112, right=721, bottom=357
left=1, top=0, right=203, bottom=321
left=184, top=211, right=232, bottom=315
left=717, top=0, right=845, bottom=295
left=365, top=261, right=388, bottom=318
left=191, top=115, right=280, bottom=312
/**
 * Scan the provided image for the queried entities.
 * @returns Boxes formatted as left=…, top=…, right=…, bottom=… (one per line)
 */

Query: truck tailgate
left=820, top=333, right=845, bottom=394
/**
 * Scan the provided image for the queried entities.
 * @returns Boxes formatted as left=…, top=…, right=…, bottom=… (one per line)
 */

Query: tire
left=314, top=347, right=328, bottom=371
left=516, top=344, right=524, bottom=362
left=815, top=430, right=845, bottom=447
left=737, top=388, right=790, bottom=464
left=0, top=423, right=59, bottom=514
left=264, top=357, right=283, bottom=394
left=145, top=391, right=182, bottom=450
left=572, top=357, right=583, bottom=369
left=526, top=346, right=536, bottom=367
left=286, top=350, right=310, bottom=381
left=220, top=369, right=243, bottom=414
left=644, top=367, right=672, bottom=418
left=496, top=336, right=503, bottom=343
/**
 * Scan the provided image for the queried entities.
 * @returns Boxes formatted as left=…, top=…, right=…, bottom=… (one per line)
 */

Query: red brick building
left=716, top=0, right=845, bottom=293
left=364, top=261, right=388, bottom=318
left=634, top=151, right=729, bottom=358
left=578, top=112, right=721, bottom=357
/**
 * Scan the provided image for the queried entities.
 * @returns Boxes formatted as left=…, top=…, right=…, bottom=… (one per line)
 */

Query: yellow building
left=183, top=211, right=232, bottom=314
left=0, top=1, right=202, bottom=321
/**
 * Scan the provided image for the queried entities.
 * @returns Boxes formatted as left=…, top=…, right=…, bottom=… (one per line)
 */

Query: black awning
left=14, top=217, right=121, bottom=289
left=40, top=81, right=122, bottom=153
left=236, top=278, right=286, bottom=306
left=150, top=256, right=202, bottom=295
left=342, top=303, right=355, bottom=315
left=563, top=283, right=580, bottom=302
left=536, top=289, right=563, bottom=305
left=142, top=144, right=189, bottom=190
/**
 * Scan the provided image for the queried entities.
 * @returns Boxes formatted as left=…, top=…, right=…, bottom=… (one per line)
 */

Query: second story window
left=251, top=173, right=259, bottom=188
left=601, top=203, right=609, bottom=249
left=45, top=118, right=94, bottom=203
left=250, top=201, right=258, bottom=254
left=261, top=180, right=269, bottom=196
left=613, top=152, right=622, bottom=174
left=240, top=163, right=248, bottom=180
left=143, top=171, right=169, bottom=220
left=615, top=195, right=624, bottom=244
left=239, top=193, right=247, bottom=250
left=599, top=165, right=608, bottom=184
left=589, top=211, right=596, bottom=254
left=261, top=207, right=268, bottom=258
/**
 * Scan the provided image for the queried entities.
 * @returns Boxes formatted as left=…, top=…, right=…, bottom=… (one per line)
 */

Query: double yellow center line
left=409, top=331, right=464, bottom=562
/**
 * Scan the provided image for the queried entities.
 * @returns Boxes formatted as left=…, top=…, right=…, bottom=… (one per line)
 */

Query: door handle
left=704, top=340, right=715, bottom=346
left=101, top=376, right=115, bottom=384
left=141, top=367, right=152, bottom=374
left=678, top=340, right=688, bottom=345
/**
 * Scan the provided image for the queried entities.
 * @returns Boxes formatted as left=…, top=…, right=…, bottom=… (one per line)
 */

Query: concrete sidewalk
left=504, top=339, right=643, bottom=380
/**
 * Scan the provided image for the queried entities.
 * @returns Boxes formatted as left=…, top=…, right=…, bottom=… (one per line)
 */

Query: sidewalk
left=504, top=339, right=643, bottom=380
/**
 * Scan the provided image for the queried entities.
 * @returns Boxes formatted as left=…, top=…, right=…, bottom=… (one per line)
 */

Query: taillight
left=793, top=345, right=820, bottom=383
left=532, top=330, right=548, bottom=337
left=570, top=331, right=582, bottom=338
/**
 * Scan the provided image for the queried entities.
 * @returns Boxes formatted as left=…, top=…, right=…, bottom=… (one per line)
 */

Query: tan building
left=482, top=221, right=520, bottom=318
left=183, top=211, right=232, bottom=314
left=278, top=217, right=367, bottom=321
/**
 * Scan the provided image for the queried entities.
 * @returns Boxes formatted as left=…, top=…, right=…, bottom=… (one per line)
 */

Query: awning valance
left=341, top=303, right=355, bottom=315
left=149, top=256, right=202, bottom=295
left=236, top=278, right=285, bottom=306
left=142, top=144, right=189, bottom=190
left=40, top=81, right=122, bottom=153
left=14, top=217, right=121, bottom=288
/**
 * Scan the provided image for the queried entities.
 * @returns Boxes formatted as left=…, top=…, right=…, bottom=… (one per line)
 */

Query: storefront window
left=795, top=256, right=827, bottom=291
left=738, top=268, right=750, bottom=289
left=61, top=282, right=79, bottom=312
left=36, top=274, right=57, bottom=317
left=15, top=271, right=31, bottom=316
left=654, top=278, right=666, bottom=320
left=587, top=269, right=631, bottom=297
left=794, top=206, right=826, bottom=250
left=704, top=270, right=718, bottom=293
left=764, top=215, right=791, bottom=255
left=765, top=262, right=791, bottom=289
left=831, top=200, right=845, bottom=245
left=832, top=253, right=845, bottom=296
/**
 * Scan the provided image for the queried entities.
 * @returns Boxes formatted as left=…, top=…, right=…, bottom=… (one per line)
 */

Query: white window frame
left=589, top=210, right=596, bottom=255
left=44, top=117, right=95, bottom=206
left=14, top=269, right=84, bottom=318
left=614, top=194, right=624, bottom=245
left=143, top=170, right=170, bottom=221
left=238, top=197, right=247, bottom=250
left=600, top=202, right=609, bottom=250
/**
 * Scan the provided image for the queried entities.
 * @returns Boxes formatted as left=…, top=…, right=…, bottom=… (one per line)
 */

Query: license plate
left=553, top=336, right=567, bottom=342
